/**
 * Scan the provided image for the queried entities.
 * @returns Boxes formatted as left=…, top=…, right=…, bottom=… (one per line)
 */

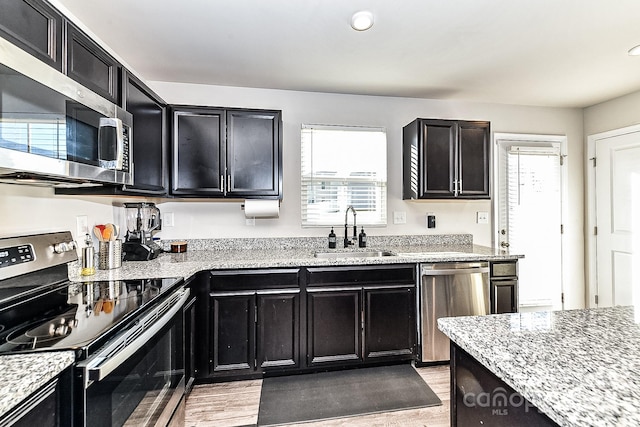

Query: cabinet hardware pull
left=220, top=175, right=224, bottom=193
left=227, top=174, right=231, bottom=193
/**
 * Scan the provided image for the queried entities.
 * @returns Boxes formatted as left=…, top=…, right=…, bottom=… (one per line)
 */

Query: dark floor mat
left=257, top=364, right=442, bottom=426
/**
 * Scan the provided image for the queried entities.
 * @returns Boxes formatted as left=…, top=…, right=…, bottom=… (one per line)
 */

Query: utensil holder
left=99, top=240, right=122, bottom=270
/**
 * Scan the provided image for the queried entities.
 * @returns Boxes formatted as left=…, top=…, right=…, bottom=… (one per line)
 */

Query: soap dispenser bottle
left=328, top=227, right=337, bottom=248
left=358, top=227, right=367, bottom=248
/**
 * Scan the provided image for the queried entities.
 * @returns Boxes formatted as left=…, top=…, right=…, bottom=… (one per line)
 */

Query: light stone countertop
left=0, top=351, right=75, bottom=420
left=438, top=306, right=640, bottom=427
left=68, top=234, right=520, bottom=283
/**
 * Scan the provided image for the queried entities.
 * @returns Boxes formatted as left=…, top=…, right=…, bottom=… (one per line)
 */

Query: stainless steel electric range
left=0, top=231, right=189, bottom=427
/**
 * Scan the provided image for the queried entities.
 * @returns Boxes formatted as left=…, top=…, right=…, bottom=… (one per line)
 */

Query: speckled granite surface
left=68, top=234, right=519, bottom=282
left=438, top=306, right=640, bottom=427
left=0, top=351, right=75, bottom=419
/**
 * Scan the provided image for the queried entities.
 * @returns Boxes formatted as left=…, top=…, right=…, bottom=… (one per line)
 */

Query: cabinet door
left=123, top=72, right=168, bottom=194
left=226, top=109, right=282, bottom=198
left=66, top=24, right=121, bottom=104
left=211, top=293, right=255, bottom=373
left=172, top=108, right=225, bottom=195
left=257, top=291, right=299, bottom=370
left=364, top=286, right=415, bottom=360
left=0, top=0, right=63, bottom=71
left=458, top=121, right=490, bottom=198
left=491, top=280, right=518, bottom=314
left=307, top=288, right=362, bottom=366
left=420, top=120, right=456, bottom=198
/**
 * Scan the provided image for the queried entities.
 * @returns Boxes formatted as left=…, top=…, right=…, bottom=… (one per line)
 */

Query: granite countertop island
left=438, top=306, right=640, bottom=427
left=0, top=351, right=75, bottom=420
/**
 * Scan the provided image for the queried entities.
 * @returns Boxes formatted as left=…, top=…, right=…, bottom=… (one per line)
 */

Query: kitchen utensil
left=94, top=225, right=104, bottom=242
left=99, top=240, right=122, bottom=269
left=103, top=223, right=114, bottom=241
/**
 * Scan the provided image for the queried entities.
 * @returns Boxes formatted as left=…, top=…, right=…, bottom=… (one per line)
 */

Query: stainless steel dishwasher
left=420, top=262, right=490, bottom=362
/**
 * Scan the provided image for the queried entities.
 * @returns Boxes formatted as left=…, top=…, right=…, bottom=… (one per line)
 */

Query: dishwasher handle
left=421, top=264, right=489, bottom=276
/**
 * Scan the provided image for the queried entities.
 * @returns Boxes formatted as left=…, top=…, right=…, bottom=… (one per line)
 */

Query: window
left=301, top=124, right=387, bottom=227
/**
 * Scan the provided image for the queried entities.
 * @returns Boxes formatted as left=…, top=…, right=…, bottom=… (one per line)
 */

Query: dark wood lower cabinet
left=211, top=293, right=255, bottom=373
left=200, top=265, right=417, bottom=381
left=364, top=287, right=415, bottom=360
left=307, top=289, right=362, bottom=366
left=451, top=343, right=558, bottom=426
left=257, top=292, right=299, bottom=369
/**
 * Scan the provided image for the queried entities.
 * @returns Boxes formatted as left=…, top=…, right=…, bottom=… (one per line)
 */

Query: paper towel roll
left=244, top=199, right=280, bottom=218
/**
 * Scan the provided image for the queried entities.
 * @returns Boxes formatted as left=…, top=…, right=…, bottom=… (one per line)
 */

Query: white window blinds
left=301, top=124, right=387, bottom=227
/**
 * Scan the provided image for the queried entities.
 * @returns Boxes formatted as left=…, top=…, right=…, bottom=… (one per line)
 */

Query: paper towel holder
left=241, top=199, right=281, bottom=219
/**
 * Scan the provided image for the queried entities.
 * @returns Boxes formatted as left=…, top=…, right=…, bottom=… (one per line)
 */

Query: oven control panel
left=0, top=244, right=34, bottom=269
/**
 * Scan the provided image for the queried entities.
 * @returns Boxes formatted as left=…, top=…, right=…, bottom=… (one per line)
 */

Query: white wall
left=0, top=82, right=586, bottom=308
left=584, top=90, right=640, bottom=136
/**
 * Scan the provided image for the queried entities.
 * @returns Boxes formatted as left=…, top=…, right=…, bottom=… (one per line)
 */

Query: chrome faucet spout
left=344, top=205, right=357, bottom=247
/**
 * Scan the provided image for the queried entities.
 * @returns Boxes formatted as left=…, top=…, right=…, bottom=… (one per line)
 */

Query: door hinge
left=560, top=155, right=564, bottom=166
left=561, top=292, right=564, bottom=304
left=595, top=295, right=599, bottom=305
left=591, top=157, right=596, bottom=167
left=594, top=226, right=598, bottom=235
left=560, top=224, right=564, bottom=234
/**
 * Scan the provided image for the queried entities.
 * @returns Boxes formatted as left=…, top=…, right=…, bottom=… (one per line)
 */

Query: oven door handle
left=77, top=287, right=190, bottom=387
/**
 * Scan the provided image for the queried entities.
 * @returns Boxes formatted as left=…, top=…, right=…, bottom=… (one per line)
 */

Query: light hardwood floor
left=185, top=365, right=450, bottom=427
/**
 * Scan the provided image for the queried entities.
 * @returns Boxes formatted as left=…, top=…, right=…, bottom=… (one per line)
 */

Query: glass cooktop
left=0, top=277, right=182, bottom=354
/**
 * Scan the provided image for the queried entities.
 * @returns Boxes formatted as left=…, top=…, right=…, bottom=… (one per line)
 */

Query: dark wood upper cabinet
left=171, top=106, right=282, bottom=199
left=226, top=109, right=282, bottom=198
left=66, top=23, right=121, bottom=105
left=172, top=107, right=225, bottom=196
left=122, top=72, right=168, bottom=194
left=0, top=0, right=63, bottom=71
left=403, top=119, right=490, bottom=199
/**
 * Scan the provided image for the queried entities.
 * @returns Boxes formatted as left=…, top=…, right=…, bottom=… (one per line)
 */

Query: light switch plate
left=477, top=211, right=489, bottom=224
left=393, top=211, right=407, bottom=224
left=164, top=212, right=175, bottom=227
left=76, top=215, right=88, bottom=238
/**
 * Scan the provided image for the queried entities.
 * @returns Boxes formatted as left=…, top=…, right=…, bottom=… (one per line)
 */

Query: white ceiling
left=57, top=0, right=640, bottom=108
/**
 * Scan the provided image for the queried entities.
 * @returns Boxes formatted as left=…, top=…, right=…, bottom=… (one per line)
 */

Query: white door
left=594, top=132, right=640, bottom=307
left=496, top=136, right=564, bottom=311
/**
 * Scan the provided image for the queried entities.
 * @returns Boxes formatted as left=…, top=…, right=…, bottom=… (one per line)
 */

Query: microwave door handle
left=79, top=288, right=189, bottom=387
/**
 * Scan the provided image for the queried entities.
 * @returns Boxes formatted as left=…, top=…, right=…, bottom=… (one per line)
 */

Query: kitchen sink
left=314, top=250, right=396, bottom=259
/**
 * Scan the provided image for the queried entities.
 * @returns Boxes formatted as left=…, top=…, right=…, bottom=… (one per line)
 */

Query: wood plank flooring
left=185, top=365, right=450, bottom=427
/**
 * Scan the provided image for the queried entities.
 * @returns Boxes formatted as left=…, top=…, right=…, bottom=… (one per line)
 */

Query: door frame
left=586, top=124, right=640, bottom=308
left=493, top=132, right=568, bottom=309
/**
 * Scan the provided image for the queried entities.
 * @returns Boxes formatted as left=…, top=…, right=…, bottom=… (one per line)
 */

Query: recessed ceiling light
left=351, top=11, right=374, bottom=31
left=628, top=44, right=640, bottom=56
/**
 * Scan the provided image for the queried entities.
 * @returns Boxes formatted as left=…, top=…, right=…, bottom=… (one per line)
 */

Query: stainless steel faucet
left=344, top=205, right=357, bottom=247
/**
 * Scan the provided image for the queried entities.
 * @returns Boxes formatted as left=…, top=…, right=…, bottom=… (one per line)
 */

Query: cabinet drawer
left=491, top=261, right=517, bottom=278
left=210, top=269, right=299, bottom=291
left=306, top=265, right=415, bottom=286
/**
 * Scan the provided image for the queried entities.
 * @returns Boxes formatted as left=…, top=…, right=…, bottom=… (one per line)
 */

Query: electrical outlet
left=245, top=217, right=256, bottom=226
left=393, top=211, right=407, bottom=224
left=164, top=212, right=175, bottom=227
left=76, top=215, right=88, bottom=238
left=426, top=213, right=436, bottom=229
left=477, top=211, right=489, bottom=224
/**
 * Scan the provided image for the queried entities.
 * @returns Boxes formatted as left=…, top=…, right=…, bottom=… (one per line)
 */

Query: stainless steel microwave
left=0, top=36, right=133, bottom=187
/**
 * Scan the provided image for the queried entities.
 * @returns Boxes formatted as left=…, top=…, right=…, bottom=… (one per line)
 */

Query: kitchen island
left=438, top=306, right=640, bottom=427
